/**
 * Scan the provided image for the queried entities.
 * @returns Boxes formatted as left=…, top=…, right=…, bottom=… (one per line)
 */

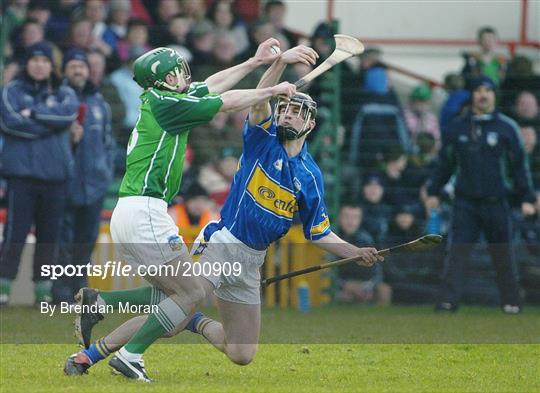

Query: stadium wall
left=285, top=1, right=540, bottom=82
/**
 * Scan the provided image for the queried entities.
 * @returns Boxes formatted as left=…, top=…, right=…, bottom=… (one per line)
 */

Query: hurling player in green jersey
left=65, top=40, right=297, bottom=381
left=64, top=43, right=383, bottom=383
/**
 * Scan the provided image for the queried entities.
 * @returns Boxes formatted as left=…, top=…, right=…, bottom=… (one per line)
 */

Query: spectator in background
left=165, top=12, right=193, bottom=53
left=107, top=0, right=132, bottom=42
left=381, top=148, right=410, bottom=206
left=83, top=0, right=116, bottom=56
left=198, top=147, right=240, bottom=206
left=309, top=21, right=359, bottom=130
left=263, top=0, right=299, bottom=49
left=10, top=17, right=45, bottom=62
left=336, top=203, right=392, bottom=306
left=404, top=84, right=440, bottom=148
left=109, top=46, right=144, bottom=146
left=406, top=132, right=438, bottom=194
left=359, top=47, right=388, bottom=96
left=27, top=1, right=52, bottom=30
left=212, top=33, right=237, bottom=69
left=208, top=0, right=249, bottom=56
left=237, top=17, right=275, bottom=62
left=500, top=55, right=540, bottom=114
left=188, top=19, right=216, bottom=66
left=462, top=26, right=507, bottom=87
left=426, top=76, right=536, bottom=313
left=520, top=125, right=540, bottom=201
left=387, top=205, right=423, bottom=244
left=68, top=18, right=107, bottom=56
left=116, top=18, right=152, bottom=63
left=440, top=73, right=470, bottom=130
left=47, top=0, right=79, bottom=45
left=181, top=0, right=207, bottom=21
left=148, top=0, right=181, bottom=47
left=87, top=49, right=125, bottom=151
left=190, top=111, right=243, bottom=168
left=512, top=91, right=540, bottom=127
left=53, top=49, right=114, bottom=303
left=169, top=181, right=217, bottom=228
left=2, top=0, right=29, bottom=43
left=10, top=16, right=64, bottom=76
left=383, top=204, right=430, bottom=303
left=2, top=60, right=20, bottom=84
left=0, top=42, right=79, bottom=306
left=360, top=174, right=391, bottom=245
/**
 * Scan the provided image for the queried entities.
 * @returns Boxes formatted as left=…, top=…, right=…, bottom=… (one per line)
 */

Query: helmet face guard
left=274, top=93, right=317, bottom=141
left=156, top=57, right=191, bottom=91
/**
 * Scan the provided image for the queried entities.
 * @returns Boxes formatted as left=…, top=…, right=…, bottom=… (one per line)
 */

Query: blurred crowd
left=0, top=0, right=539, bottom=306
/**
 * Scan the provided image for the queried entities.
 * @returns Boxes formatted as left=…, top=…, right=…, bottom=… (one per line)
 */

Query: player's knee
left=226, top=345, right=256, bottom=366
left=186, top=285, right=207, bottom=307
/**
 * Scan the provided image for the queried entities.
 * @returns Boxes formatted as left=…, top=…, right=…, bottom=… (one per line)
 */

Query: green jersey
left=119, top=82, right=223, bottom=203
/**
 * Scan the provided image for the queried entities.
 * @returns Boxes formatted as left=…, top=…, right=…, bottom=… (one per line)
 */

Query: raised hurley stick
left=294, top=34, right=364, bottom=89
left=261, top=235, right=443, bottom=286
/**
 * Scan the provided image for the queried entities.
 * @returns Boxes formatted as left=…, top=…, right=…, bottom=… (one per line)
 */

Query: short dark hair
left=28, top=0, right=51, bottom=11
left=22, top=17, right=42, bottom=28
left=265, top=0, right=285, bottom=13
left=127, top=18, right=148, bottom=29
left=340, top=200, right=362, bottom=211
left=477, top=26, right=497, bottom=40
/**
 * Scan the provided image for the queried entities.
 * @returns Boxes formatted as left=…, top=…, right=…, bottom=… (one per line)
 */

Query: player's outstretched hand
left=280, top=45, right=319, bottom=66
left=253, top=38, right=282, bottom=64
left=355, top=247, right=384, bottom=267
left=271, top=82, right=296, bottom=98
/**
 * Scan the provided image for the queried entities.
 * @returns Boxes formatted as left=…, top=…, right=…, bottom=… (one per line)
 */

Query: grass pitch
left=1, top=306, right=539, bottom=392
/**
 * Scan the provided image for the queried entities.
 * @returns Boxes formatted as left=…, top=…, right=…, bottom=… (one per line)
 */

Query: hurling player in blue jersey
left=64, top=44, right=382, bottom=381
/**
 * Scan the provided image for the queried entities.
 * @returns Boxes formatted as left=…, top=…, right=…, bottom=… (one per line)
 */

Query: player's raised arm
left=204, top=38, right=282, bottom=94
left=249, top=45, right=319, bottom=126
left=219, top=82, right=296, bottom=113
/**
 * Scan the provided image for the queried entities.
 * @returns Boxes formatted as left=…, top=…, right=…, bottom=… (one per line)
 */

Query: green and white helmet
left=133, top=47, right=191, bottom=91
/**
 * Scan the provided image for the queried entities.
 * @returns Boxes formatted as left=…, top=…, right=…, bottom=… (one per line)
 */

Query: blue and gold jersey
left=204, top=116, right=331, bottom=250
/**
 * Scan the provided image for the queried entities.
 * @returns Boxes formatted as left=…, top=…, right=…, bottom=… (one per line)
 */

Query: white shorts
left=110, top=196, right=189, bottom=267
left=193, top=226, right=266, bottom=305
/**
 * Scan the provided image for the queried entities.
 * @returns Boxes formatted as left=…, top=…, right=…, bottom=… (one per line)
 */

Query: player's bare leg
left=189, top=298, right=260, bottom=365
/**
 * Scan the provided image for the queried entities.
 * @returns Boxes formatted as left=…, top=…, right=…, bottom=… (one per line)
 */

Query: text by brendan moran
left=40, top=302, right=158, bottom=317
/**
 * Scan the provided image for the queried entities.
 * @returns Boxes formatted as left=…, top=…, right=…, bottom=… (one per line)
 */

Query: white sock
left=118, top=347, right=142, bottom=362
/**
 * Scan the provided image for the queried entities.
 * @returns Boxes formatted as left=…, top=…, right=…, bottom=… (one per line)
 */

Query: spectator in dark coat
left=52, top=48, right=114, bottom=303
left=0, top=42, right=79, bottom=305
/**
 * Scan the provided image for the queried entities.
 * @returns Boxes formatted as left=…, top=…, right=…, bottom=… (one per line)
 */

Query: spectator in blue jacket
left=440, top=73, right=470, bottom=130
left=0, top=41, right=79, bottom=305
left=52, top=48, right=115, bottom=303
left=426, top=76, right=536, bottom=313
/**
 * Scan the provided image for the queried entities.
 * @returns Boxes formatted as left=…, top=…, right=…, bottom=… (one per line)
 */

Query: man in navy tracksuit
left=426, top=76, right=536, bottom=313
left=52, top=49, right=115, bottom=303
left=0, top=42, right=79, bottom=305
